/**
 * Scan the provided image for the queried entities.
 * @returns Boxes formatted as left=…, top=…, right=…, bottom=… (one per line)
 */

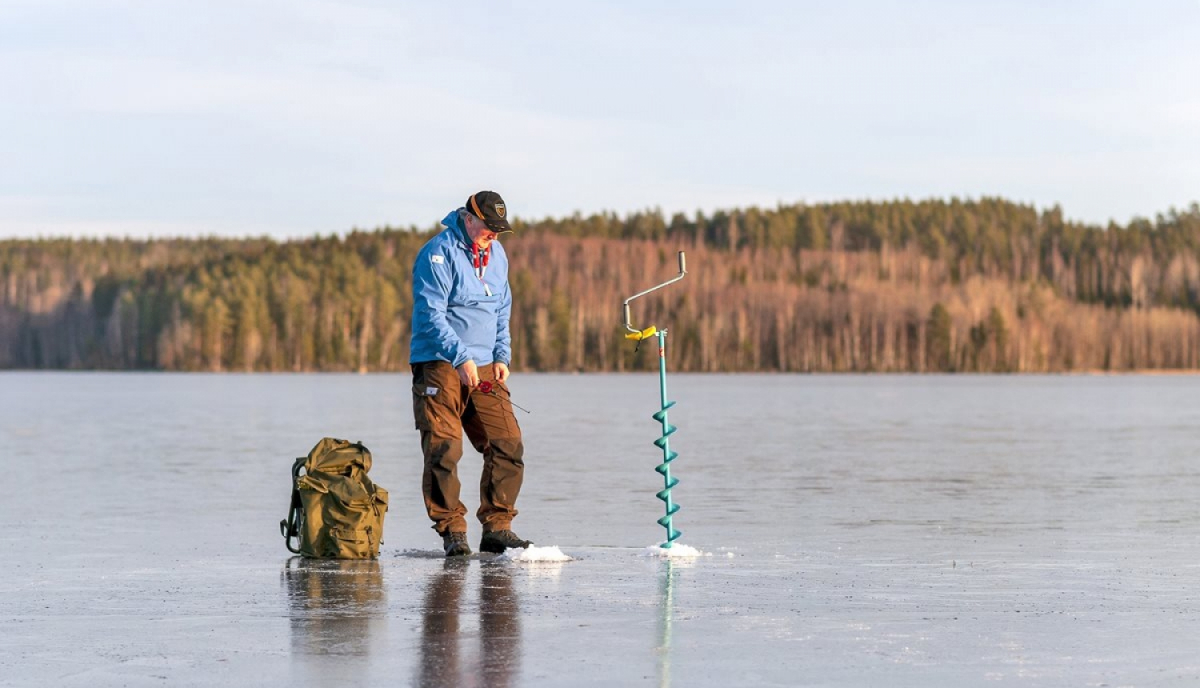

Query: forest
left=3, top=197, right=1200, bottom=373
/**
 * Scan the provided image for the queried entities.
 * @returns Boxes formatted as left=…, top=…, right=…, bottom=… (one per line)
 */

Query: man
left=410, top=190, right=532, bottom=557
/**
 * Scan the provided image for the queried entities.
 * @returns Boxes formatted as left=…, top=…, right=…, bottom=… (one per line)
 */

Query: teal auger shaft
left=652, top=330, right=681, bottom=548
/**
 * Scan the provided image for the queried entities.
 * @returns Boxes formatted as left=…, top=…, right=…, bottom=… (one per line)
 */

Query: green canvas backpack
left=280, top=438, right=389, bottom=559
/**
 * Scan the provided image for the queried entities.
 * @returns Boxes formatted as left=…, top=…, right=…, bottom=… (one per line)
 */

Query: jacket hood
left=441, top=209, right=470, bottom=245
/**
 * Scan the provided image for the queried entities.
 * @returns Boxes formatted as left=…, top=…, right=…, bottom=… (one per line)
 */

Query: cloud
left=2, top=0, right=1199, bottom=238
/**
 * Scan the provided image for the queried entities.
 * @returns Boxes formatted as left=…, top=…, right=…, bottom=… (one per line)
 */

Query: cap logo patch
left=495, top=203, right=505, bottom=218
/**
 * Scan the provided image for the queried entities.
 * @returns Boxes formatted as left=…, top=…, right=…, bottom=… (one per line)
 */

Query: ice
left=5, top=373, right=1200, bottom=687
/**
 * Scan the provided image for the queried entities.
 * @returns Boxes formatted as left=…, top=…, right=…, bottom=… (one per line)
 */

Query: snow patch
left=501, top=545, right=573, bottom=562
left=642, top=543, right=709, bottom=558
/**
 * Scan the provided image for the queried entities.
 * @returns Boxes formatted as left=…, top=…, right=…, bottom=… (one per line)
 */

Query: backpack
left=280, top=438, right=389, bottom=559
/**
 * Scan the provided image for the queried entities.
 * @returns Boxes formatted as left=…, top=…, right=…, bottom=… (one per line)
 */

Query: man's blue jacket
left=409, top=209, right=513, bottom=368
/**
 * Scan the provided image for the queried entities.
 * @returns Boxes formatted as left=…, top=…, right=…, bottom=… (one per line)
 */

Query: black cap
left=466, top=190, right=512, bottom=233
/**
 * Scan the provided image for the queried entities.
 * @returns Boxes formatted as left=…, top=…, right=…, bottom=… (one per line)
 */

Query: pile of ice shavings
left=501, top=545, right=573, bottom=562
left=641, top=543, right=708, bottom=558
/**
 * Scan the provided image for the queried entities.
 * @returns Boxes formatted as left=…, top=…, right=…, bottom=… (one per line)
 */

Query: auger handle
left=622, top=251, right=687, bottom=336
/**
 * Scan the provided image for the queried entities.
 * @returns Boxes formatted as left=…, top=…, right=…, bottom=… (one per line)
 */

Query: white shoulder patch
left=431, top=254, right=444, bottom=264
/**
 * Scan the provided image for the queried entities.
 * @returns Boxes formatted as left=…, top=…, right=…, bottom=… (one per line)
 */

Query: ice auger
left=622, top=251, right=687, bottom=548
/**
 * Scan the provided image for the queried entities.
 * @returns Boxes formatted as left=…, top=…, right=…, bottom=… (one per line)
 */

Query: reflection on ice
left=479, top=562, right=521, bottom=688
left=418, top=559, right=465, bottom=688
left=657, top=559, right=678, bottom=688
left=418, top=559, right=521, bottom=688
left=282, top=557, right=387, bottom=669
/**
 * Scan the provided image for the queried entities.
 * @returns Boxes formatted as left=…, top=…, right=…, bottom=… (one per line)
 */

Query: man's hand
left=457, top=360, right=480, bottom=388
left=492, top=362, right=510, bottom=383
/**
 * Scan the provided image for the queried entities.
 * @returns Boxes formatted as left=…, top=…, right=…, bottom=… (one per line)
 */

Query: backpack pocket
left=329, top=527, right=374, bottom=558
left=324, top=477, right=379, bottom=558
left=296, top=473, right=384, bottom=559
left=373, top=486, right=389, bottom=516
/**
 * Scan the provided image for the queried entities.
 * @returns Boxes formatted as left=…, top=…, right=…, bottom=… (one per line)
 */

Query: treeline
left=3, top=197, right=1200, bottom=373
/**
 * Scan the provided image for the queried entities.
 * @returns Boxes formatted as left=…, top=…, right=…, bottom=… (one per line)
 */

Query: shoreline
left=4, top=368, right=1200, bottom=376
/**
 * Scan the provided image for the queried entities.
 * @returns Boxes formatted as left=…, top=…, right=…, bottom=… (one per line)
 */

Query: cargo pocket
left=412, top=383, right=439, bottom=431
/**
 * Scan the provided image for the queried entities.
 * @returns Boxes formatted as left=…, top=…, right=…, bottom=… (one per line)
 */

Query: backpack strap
left=280, top=456, right=307, bottom=554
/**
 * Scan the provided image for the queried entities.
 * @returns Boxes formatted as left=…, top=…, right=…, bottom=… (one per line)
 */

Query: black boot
left=442, top=531, right=472, bottom=557
left=479, top=529, right=532, bottom=553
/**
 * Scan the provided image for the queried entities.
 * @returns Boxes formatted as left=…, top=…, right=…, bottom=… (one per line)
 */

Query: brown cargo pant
left=411, top=361, right=525, bottom=536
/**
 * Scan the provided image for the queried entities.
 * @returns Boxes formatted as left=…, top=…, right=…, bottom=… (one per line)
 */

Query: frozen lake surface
left=2, top=372, right=1200, bottom=686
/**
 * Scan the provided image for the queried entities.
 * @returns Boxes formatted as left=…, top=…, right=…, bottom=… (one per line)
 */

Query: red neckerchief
left=471, top=242, right=490, bottom=277
left=472, top=242, right=492, bottom=295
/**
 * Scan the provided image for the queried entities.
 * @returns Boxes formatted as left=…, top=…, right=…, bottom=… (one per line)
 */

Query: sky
left=2, top=0, right=1198, bottom=239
